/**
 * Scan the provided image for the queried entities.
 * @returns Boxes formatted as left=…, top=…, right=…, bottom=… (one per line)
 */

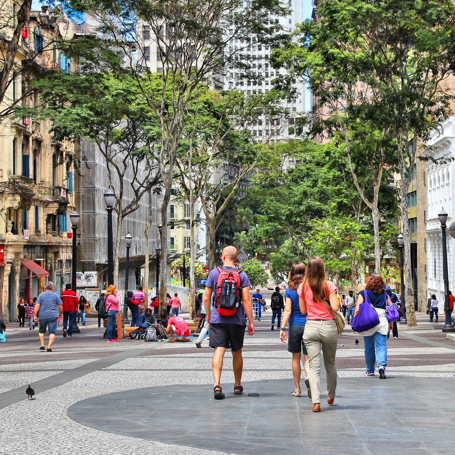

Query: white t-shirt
left=431, top=299, right=438, bottom=308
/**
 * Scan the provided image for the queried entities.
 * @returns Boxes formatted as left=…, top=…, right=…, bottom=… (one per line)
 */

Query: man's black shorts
left=209, top=323, right=246, bottom=352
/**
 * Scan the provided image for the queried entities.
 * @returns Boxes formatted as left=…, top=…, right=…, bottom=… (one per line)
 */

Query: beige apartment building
left=0, top=5, right=79, bottom=321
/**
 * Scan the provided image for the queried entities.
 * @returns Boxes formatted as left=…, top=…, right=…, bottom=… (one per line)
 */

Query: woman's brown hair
left=302, top=257, right=327, bottom=302
left=105, top=284, right=116, bottom=296
left=288, top=263, right=307, bottom=291
left=365, top=273, right=385, bottom=295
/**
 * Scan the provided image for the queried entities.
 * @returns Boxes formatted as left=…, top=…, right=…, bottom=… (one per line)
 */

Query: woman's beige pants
left=303, top=320, right=338, bottom=404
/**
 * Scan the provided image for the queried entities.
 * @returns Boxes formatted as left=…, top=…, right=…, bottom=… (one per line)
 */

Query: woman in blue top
left=355, top=273, right=390, bottom=379
left=280, top=263, right=310, bottom=398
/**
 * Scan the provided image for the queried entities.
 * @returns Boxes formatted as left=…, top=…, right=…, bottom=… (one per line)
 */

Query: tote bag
left=352, top=291, right=380, bottom=333
left=385, top=295, right=400, bottom=323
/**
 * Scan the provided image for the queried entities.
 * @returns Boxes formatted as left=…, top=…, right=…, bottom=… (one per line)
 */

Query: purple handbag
left=352, top=290, right=380, bottom=333
left=385, top=295, right=400, bottom=322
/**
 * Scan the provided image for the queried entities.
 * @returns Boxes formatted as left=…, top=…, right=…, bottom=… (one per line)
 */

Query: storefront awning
left=21, top=260, right=49, bottom=278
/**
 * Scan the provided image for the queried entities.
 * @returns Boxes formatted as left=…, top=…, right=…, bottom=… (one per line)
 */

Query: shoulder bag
left=352, top=291, right=380, bottom=333
left=322, top=300, right=345, bottom=335
left=385, top=295, right=400, bottom=322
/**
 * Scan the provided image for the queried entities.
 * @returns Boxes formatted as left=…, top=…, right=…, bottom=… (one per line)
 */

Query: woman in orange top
left=298, top=257, right=339, bottom=412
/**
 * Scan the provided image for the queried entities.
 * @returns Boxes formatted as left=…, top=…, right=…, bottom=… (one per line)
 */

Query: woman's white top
left=431, top=299, right=438, bottom=308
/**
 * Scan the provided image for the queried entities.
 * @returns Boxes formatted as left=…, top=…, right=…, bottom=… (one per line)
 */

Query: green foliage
left=171, top=257, right=206, bottom=279
left=241, top=259, right=269, bottom=288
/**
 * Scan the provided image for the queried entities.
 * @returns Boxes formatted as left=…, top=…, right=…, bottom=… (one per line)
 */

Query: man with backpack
left=270, top=286, right=284, bottom=331
left=204, top=246, right=255, bottom=400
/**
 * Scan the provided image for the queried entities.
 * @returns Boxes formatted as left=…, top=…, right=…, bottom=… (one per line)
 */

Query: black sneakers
left=63, top=329, right=67, bottom=337
left=379, top=367, right=386, bottom=379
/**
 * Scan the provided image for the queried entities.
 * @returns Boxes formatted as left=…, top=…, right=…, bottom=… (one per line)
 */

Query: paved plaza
left=1, top=312, right=455, bottom=454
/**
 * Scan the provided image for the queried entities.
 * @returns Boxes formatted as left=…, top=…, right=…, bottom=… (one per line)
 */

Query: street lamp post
left=182, top=253, right=186, bottom=288
left=104, top=187, right=115, bottom=286
left=397, top=233, right=407, bottom=325
left=123, top=233, right=132, bottom=324
left=70, top=210, right=80, bottom=334
left=439, top=210, right=455, bottom=333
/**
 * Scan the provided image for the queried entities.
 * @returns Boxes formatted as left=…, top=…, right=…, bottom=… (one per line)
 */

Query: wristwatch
left=280, top=327, right=286, bottom=331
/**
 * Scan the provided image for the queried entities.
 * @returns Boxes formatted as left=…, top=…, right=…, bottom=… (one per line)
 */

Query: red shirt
left=297, top=281, right=337, bottom=320
left=60, top=289, right=79, bottom=312
left=449, top=294, right=455, bottom=310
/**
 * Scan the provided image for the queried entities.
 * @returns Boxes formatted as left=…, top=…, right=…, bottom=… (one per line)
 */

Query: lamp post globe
left=70, top=210, right=80, bottom=228
left=104, top=187, right=115, bottom=209
left=438, top=208, right=448, bottom=227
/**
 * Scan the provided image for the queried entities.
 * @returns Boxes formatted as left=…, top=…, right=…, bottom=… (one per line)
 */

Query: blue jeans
left=131, top=307, right=141, bottom=327
left=172, top=308, right=179, bottom=316
left=346, top=307, right=355, bottom=323
left=107, top=310, right=118, bottom=340
left=39, top=317, right=58, bottom=335
left=272, top=310, right=282, bottom=328
left=63, top=311, right=76, bottom=336
left=364, top=332, right=387, bottom=371
left=81, top=312, right=87, bottom=324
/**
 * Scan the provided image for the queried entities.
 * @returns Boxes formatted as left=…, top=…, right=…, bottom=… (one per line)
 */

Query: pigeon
left=26, top=385, right=35, bottom=400
left=355, top=339, right=359, bottom=345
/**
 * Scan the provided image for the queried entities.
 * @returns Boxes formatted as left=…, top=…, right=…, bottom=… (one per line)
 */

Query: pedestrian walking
left=280, top=263, right=310, bottom=398
left=341, top=294, right=347, bottom=318
left=298, top=257, right=339, bottom=412
left=79, top=296, right=89, bottom=325
left=171, top=293, right=181, bottom=316
left=105, top=285, right=120, bottom=342
left=0, top=319, right=6, bottom=342
left=166, top=293, right=172, bottom=315
left=17, top=298, right=26, bottom=327
left=131, top=286, right=145, bottom=327
left=34, top=281, right=63, bottom=352
left=195, top=293, right=209, bottom=348
left=60, top=284, right=79, bottom=338
left=429, top=294, right=438, bottom=322
left=204, top=246, right=255, bottom=400
left=151, top=295, right=160, bottom=318
left=356, top=273, right=390, bottom=379
left=270, top=287, right=284, bottom=330
left=84, top=300, right=91, bottom=321
left=95, top=292, right=105, bottom=327
left=385, top=285, right=399, bottom=339
left=196, top=281, right=206, bottom=315
left=25, top=300, right=36, bottom=330
left=449, top=291, right=455, bottom=324
left=345, top=290, right=356, bottom=324
left=252, top=289, right=266, bottom=312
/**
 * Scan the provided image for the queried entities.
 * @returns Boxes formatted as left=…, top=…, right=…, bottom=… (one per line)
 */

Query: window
left=409, top=218, right=417, bottom=233
left=67, top=171, right=73, bottom=193
left=184, top=236, right=191, bottom=249
left=407, top=191, right=417, bottom=207
left=170, top=205, right=175, bottom=219
left=184, top=204, right=190, bottom=218
left=424, top=210, right=426, bottom=223
left=34, top=28, right=43, bottom=52
left=169, top=221, right=175, bottom=230
left=35, top=206, right=40, bottom=231
left=59, top=211, right=67, bottom=233
left=423, top=171, right=426, bottom=186
left=424, top=238, right=427, bottom=252
left=143, top=25, right=150, bottom=40
left=22, top=209, right=28, bottom=231
left=58, top=52, right=71, bottom=74
left=171, top=188, right=177, bottom=196
left=186, top=221, right=190, bottom=230
left=170, top=237, right=175, bottom=250
left=22, top=143, right=29, bottom=178
left=65, top=259, right=71, bottom=270
left=144, top=46, right=150, bottom=61
left=12, top=138, right=16, bottom=175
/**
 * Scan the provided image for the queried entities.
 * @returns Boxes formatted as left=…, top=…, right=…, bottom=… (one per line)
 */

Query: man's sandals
left=214, top=385, right=225, bottom=400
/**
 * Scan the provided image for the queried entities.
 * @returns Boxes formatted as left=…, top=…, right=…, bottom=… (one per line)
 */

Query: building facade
left=424, top=116, right=455, bottom=306
left=0, top=5, right=79, bottom=321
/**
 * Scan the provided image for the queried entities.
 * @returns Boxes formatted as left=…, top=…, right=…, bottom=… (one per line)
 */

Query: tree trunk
left=207, top=216, right=217, bottom=270
left=159, top=174, right=172, bottom=313
left=189, top=193, right=196, bottom=320
left=372, top=207, right=381, bottom=273
left=398, top=140, right=417, bottom=326
left=143, top=190, right=152, bottom=308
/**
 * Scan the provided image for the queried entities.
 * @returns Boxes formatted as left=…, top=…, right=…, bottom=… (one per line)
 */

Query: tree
left=241, top=258, right=268, bottom=288
left=26, top=72, right=161, bottom=284
left=276, top=0, right=455, bottom=326
left=68, top=0, right=290, bottom=311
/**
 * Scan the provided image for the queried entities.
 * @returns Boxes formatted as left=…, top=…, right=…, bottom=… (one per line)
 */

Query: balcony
left=48, top=186, right=69, bottom=204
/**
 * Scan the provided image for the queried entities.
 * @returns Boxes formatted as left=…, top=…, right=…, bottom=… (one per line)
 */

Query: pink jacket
left=105, top=292, right=120, bottom=311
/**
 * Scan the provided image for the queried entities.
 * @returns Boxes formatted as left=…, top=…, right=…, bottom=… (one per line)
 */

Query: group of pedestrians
left=17, top=298, right=38, bottom=329
left=200, top=245, right=396, bottom=413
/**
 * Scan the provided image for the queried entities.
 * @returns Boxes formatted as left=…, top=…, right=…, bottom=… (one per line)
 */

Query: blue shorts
left=39, top=317, right=58, bottom=335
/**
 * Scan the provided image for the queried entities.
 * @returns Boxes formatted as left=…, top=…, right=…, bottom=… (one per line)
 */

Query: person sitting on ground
left=166, top=315, right=191, bottom=342
left=131, top=286, right=145, bottom=327
left=141, top=308, right=155, bottom=328
left=157, top=309, right=168, bottom=327
left=0, top=319, right=6, bottom=342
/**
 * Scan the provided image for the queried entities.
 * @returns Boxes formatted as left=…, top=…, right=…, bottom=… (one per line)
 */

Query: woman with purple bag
left=355, top=274, right=392, bottom=380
